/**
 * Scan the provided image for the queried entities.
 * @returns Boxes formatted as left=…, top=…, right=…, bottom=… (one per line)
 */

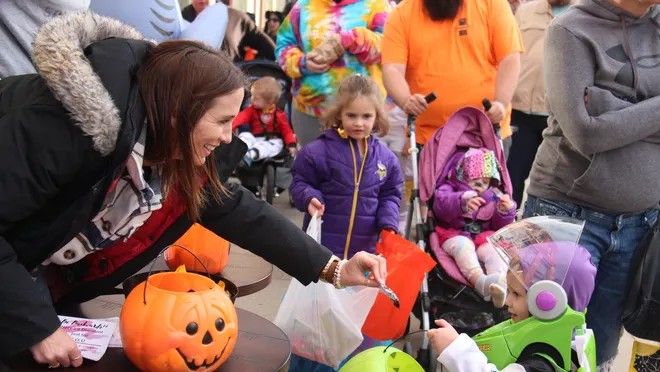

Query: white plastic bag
left=274, top=214, right=379, bottom=368
left=305, top=212, right=323, bottom=243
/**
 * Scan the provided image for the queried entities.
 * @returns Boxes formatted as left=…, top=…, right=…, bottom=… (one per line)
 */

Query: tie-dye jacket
left=275, top=0, right=390, bottom=117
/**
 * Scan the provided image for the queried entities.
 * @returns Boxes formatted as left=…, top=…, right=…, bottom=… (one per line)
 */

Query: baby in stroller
left=416, top=107, right=516, bottom=315
left=433, top=147, right=516, bottom=308
left=233, top=76, right=297, bottom=166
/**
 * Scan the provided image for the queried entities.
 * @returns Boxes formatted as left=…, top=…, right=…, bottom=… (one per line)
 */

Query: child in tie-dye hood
left=275, top=0, right=390, bottom=145
left=432, top=148, right=517, bottom=308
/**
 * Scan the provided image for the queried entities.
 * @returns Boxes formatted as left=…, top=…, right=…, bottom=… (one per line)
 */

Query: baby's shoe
left=489, top=279, right=507, bottom=308
left=488, top=274, right=507, bottom=309
left=476, top=273, right=503, bottom=303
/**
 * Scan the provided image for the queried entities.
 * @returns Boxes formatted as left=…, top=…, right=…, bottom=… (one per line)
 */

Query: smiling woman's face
left=190, top=88, right=244, bottom=166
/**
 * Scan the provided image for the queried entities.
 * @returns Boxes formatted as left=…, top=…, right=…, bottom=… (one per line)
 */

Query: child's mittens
left=308, top=34, right=344, bottom=65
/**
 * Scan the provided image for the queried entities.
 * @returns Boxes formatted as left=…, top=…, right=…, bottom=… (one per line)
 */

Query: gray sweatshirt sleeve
left=544, top=24, right=660, bottom=156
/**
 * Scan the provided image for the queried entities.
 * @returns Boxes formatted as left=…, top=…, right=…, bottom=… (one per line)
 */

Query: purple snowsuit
left=433, top=151, right=516, bottom=243
left=290, top=129, right=403, bottom=258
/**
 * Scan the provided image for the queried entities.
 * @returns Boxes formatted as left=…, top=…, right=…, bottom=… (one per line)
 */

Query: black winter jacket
left=0, top=12, right=331, bottom=357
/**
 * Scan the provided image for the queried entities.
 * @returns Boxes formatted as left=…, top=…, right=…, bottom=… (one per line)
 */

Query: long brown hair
left=138, top=40, right=245, bottom=221
left=322, top=75, right=389, bottom=136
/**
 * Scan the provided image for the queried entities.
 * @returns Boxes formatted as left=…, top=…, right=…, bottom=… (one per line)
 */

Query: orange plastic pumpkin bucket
left=165, top=223, right=230, bottom=274
left=120, top=266, right=238, bottom=371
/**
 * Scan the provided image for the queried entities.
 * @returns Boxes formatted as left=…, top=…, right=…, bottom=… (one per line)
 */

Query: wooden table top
left=126, top=245, right=273, bottom=298
left=3, top=245, right=283, bottom=371
left=5, top=304, right=290, bottom=372
left=221, top=246, right=273, bottom=297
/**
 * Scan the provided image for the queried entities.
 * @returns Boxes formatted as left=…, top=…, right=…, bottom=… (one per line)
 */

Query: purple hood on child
left=517, top=242, right=596, bottom=312
left=433, top=151, right=516, bottom=234
left=290, top=129, right=403, bottom=258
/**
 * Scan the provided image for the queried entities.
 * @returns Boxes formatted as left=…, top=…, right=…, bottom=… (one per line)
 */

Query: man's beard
left=423, top=0, right=463, bottom=21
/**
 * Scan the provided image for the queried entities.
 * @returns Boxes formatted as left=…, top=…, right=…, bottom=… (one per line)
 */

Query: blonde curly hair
left=322, top=75, right=390, bottom=136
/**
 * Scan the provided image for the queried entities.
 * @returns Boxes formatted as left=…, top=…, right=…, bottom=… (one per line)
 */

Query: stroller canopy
left=418, top=107, right=512, bottom=204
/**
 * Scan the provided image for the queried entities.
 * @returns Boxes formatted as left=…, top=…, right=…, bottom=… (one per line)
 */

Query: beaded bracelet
left=320, top=255, right=340, bottom=283
left=333, top=259, right=347, bottom=289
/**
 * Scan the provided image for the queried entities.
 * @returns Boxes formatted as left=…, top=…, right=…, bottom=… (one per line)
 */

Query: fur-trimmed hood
left=32, top=11, right=145, bottom=156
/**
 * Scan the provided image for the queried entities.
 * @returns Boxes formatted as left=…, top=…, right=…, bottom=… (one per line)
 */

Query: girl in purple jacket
left=433, top=148, right=516, bottom=308
left=289, top=74, right=403, bottom=371
left=291, top=74, right=403, bottom=261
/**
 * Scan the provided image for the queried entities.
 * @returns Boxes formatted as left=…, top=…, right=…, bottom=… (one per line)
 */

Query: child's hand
left=497, top=194, right=515, bottom=213
left=288, top=146, right=298, bottom=157
left=428, top=319, right=459, bottom=355
left=379, top=228, right=398, bottom=241
left=466, top=196, right=486, bottom=213
left=308, top=198, right=325, bottom=217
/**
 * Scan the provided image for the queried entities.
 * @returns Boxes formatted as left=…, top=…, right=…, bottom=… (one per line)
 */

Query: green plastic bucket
left=339, top=346, right=424, bottom=372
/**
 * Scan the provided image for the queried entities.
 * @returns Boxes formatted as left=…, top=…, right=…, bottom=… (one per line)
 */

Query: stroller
left=406, top=106, right=511, bottom=368
left=234, top=60, right=294, bottom=204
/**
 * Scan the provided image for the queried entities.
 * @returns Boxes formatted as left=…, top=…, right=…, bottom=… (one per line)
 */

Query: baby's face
left=250, top=90, right=273, bottom=110
left=467, top=177, right=491, bottom=194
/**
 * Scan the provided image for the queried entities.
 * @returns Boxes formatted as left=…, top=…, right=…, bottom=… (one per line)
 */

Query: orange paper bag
left=362, top=231, right=436, bottom=340
left=165, top=223, right=230, bottom=274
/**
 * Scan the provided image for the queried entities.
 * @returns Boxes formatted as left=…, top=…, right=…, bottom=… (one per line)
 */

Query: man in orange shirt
left=382, top=0, right=523, bottom=146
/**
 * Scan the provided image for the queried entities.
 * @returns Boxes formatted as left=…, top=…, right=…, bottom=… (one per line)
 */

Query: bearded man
left=381, top=0, right=523, bottom=146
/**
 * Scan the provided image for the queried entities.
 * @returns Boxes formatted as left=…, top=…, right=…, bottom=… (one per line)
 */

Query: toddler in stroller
left=413, top=107, right=515, bottom=334
left=233, top=76, right=297, bottom=166
left=433, top=147, right=516, bottom=308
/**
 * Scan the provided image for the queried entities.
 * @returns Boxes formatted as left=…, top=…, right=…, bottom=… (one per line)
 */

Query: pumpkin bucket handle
left=142, top=244, right=212, bottom=304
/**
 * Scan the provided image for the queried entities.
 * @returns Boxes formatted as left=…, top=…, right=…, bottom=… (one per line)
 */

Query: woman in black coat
left=0, top=12, right=386, bottom=368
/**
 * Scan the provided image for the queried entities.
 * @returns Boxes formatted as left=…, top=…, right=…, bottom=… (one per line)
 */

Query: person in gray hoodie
left=522, top=0, right=660, bottom=367
left=0, top=0, right=90, bottom=78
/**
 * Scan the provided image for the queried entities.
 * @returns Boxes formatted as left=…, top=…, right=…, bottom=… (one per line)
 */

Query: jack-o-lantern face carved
left=171, top=297, right=237, bottom=370
left=120, top=271, right=238, bottom=371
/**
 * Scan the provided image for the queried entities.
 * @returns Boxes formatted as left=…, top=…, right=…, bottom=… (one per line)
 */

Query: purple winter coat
left=432, top=152, right=515, bottom=236
left=290, top=129, right=403, bottom=258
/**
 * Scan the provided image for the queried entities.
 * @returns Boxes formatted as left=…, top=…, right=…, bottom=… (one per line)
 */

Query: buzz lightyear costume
left=473, top=217, right=598, bottom=372
left=339, top=216, right=598, bottom=372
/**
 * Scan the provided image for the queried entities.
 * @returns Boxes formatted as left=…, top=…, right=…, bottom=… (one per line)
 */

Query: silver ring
left=72, top=355, right=83, bottom=360
left=48, top=363, right=61, bottom=368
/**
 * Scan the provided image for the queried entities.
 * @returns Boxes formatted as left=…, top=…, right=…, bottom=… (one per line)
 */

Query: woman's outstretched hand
left=340, top=251, right=387, bottom=287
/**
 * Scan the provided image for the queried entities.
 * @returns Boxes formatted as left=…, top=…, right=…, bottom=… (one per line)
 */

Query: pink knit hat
left=456, top=148, right=501, bottom=184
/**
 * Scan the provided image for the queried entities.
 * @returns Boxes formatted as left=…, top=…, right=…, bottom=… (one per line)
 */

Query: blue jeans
left=523, top=195, right=658, bottom=364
